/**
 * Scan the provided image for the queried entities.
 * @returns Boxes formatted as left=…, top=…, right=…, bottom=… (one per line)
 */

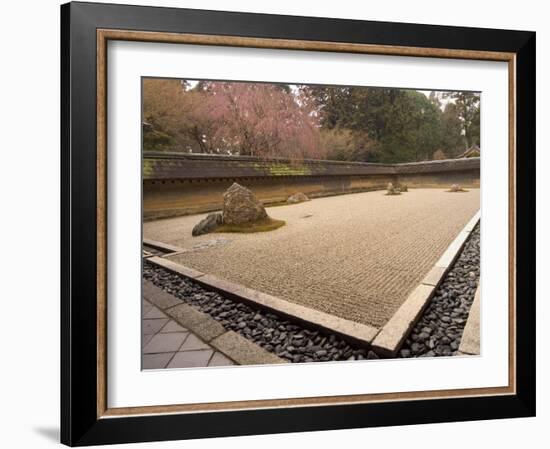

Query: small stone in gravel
left=400, top=349, right=411, bottom=358
left=367, top=351, right=379, bottom=360
left=417, top=332, right=430, bottom=342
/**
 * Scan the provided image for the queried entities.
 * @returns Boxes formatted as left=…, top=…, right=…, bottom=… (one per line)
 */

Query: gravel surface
left=399, top=223, right=480, bottom=358
left=143, top=261, right=376, bottom=363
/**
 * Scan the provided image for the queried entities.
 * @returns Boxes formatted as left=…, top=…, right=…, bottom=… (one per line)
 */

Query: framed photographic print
left=60, top=1, right=536, bottom=446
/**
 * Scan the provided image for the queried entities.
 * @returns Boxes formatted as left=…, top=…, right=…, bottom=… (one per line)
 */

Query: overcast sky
left=185, top=80, right=458, bottom=109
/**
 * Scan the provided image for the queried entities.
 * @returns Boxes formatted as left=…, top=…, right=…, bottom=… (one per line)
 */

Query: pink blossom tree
left=196, top=82, right=325, bottom=160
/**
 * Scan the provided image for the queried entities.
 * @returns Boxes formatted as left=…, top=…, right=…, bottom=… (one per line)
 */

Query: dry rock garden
left=147, top=182, right=479, bottom=362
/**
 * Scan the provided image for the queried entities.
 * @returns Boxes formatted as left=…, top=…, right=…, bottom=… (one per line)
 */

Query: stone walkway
left=142, top=297, right=235, bottom=369
left=144, top=188, right=479, bottom=329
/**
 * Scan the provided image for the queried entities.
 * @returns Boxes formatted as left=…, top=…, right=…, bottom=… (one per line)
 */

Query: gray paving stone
left=190, top=320, right=228, bottom=343
left=208, top=352, right=235, bottom=367
left=165, top=303, right=226, bottom=342
left=142, top=318, right=169, bottom=335
left=142, top=333, right=154, bottom=348
left=142, top=353, right=173, bottom=369
left=142, top=280, right=160, bottom=301
left=143, top=307, right=167, bottom=319
left=142, top=302, right=153, bottom=315
left=165, top=303, right=206, bottom=328
left=143, top=332, right=188, bottom=354
left=148, top=290, right=182, bottom=310
left=179, top=334, right=210, bottom=351
left=160, top=321, right=188, bottom=333
left=167, top=350, right=214, bottom=368
left=210, top=331, right=286, bottom=365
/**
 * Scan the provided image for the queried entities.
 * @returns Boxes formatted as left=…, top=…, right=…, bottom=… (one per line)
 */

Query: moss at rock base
left=215, top=218, right=286, bottom=233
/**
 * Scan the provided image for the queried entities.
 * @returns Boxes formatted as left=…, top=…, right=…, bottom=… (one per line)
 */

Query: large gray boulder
left=192, top=212, right=222, bottom=236
left=222, top=183, right=268, bottom=225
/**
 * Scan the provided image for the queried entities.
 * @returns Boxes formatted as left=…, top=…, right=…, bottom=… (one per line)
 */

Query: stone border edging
left=371, top=210, right=481, bottom=357
left=457, top=284, right=481, bottom=355
left=143, top=238, right=184, bottom=254
left=143, top=280, right=286, bottom=365
left=147, top=256, right=379, bottom=346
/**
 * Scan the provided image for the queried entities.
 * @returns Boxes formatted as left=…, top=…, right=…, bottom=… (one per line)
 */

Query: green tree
left=320, top=128, right=380, bottom=162
left=305, top=86, right=444, bottom=163
left=468, top=106, right=481, bottom=147
left=440, top=102, right=467, bottom=157
left=443, top=92, right=480, bottom=148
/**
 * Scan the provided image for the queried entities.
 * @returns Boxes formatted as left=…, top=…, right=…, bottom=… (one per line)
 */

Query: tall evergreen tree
left=443, top=91, right=481, bottom=148
left=440, top=103, right=467, bottom=157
